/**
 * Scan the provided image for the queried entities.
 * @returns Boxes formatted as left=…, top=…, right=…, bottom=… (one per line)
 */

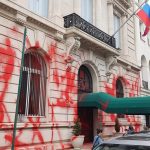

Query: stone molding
left=107, top=0, right=131, bottom=14
left=0, top=1, right=65, bottom=34
left=15, top=11, right=27, bottom=26
left=0, top=2, right=16, bottom=15
left=64, top=36, right=80, bottom=70
left=65, top=36, right=80, bottom=62
left=54, top=31, right=64, bottom=41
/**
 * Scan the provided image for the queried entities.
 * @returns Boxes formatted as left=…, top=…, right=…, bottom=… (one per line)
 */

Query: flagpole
left=11, top=26, right=27, bottom=150
left=111, top=0, right=147, bottom=39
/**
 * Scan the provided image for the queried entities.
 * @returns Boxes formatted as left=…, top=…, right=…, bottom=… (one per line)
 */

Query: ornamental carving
left=64, top=36, right=80, bottom=63
left=106, top=55, right=118, bottom=76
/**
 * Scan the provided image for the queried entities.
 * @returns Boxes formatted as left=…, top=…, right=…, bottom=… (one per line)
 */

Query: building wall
left=0, top=0, right=144, bottom=149
left=134, top=0, right=150, bottom=127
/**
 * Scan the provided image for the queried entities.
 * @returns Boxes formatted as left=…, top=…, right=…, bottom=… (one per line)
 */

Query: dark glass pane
left=116, top=79, right=124, bottom=118
left=28, top=73, right=40, bottom=115
left=78, top=65, right=93, bottom=93
left=116, top=79, right=124, bottom=98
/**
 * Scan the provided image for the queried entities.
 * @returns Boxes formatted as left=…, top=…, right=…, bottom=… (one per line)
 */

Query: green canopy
left=78, top=92, right=150, bottom=115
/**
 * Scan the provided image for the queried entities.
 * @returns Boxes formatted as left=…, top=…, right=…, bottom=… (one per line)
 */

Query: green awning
left=78, top=92, right=150, bottom=115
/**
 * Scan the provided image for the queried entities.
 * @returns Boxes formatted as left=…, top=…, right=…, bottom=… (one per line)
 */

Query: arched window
left=78, top=65, right=93, bottom=143
left=116, top=78, right=124, bottom=98
left=141, top=55, right=148, bottom=89
left=116, top=78, right=124, bottom=118
left=78, top=65, right=93, bottom=94
left=18, top=52, right=47, bottom=116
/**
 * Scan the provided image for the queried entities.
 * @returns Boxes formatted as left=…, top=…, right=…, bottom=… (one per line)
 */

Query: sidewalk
left=66, top=143, right=92, bottom=150
left=82, top=143, right=92, bottom=150
left=66, top=134, right=123, bottom=150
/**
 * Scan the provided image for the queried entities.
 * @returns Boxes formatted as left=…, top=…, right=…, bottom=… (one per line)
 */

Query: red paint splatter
left=35, top=41, right=40, bottom=48
left=0, top=38, right=15, bottom=124
left=99, top=99, right=109, bottom=111
left=104, top=75, right=117, bottom=96
left=26, top=37, right=31, bottom=49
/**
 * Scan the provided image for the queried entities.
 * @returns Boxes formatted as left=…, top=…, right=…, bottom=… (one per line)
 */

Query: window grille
left=78, top=65, right=93, bottom=94
left=116, top=78, right=124, bottom=118
left=18, top=52, right=47, bottom=116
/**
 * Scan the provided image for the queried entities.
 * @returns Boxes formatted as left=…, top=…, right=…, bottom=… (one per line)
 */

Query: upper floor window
left=139, top=22, right=146, bottom=41
left=18, top=51, right=47, bottom=116
left=114, top=14, right=121, bottom=49
left=81, top=0, right=93, bottom=23
left=28, top=0, right=48, bottom=18
left=141, top=55, right=148, bottom=89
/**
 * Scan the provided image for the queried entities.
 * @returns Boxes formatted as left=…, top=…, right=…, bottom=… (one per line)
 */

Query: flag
left=137, top=0, right=150, bottom=36
left=143, top=26, right=149, bottom=36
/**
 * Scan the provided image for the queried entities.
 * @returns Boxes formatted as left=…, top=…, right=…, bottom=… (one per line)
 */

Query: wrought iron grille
left=142, top=80, right=148, bottom=90
left=18, top=52, right=47, bottom=116
left=78, top=65, right=93, bottom=93
left=64, top=13, right=116, bottom=48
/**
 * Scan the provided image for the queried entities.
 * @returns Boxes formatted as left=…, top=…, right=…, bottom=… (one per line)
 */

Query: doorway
left=116, top=78, right=124, bottom=118
left=146, top=115, right=150, bottom=128
left=78, top=65, right=93, bottom=143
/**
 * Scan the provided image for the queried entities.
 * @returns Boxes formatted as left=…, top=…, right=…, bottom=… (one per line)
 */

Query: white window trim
left=140, top=21, right=146, bottom=42
left=113, top=12, right=122, bottom=49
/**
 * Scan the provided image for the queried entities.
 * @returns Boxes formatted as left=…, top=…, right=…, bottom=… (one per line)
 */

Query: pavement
left=66, top=134, right=123, bottom=150
left=66, top=143, right=92, bottom=150
left=81, top=143, right=92, bottom=150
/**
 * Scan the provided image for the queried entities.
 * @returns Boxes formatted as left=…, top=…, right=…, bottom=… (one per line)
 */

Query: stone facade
left=0, top=0, right=145, bottom=149
left=134, top=0, right=150, bottom=128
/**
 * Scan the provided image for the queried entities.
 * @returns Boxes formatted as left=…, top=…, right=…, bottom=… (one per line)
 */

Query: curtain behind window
left=114, top=14, right=121, bottom=49
left=81, top=0, right=93, bottom=23
left=29, top=0, right=48, bottom=18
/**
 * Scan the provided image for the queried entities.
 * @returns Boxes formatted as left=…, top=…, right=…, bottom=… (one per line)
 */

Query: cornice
left=107, top=0, right=131, bottom=14
left=0, top=1, right=65, bottom=36
left=117, top=57, right=141, bottom=72
left=107, top=0, right=130, bottom=8
left=118, top=0, right=131, bottom=9
left=65, top=27, right=120, bottom=57
left=0, top=2, right=17, bottom=15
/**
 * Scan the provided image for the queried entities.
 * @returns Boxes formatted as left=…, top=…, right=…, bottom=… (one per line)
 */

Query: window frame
left=28, top=0, right=49, bottom=18
left=139, top=21, right=146, bottom=42
left=18, top=51, right=47, bottom=118
left=81, top=0, right=93, bottom=23
left=113, top=11, right=122, bottom=49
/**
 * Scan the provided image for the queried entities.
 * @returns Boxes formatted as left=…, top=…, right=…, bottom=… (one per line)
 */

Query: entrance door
left=146, top=115, right=150, bottom=128
left=78, top=65, right=93, bottom=143
left=78, top=107, right=93, bottom=143
left=116, top=78, right=124, bottom=118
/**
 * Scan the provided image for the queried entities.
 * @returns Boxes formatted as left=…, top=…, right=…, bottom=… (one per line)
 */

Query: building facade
left=0, top=0, right=145, bottom=149
left=134, top=0, right=150, bottom=128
